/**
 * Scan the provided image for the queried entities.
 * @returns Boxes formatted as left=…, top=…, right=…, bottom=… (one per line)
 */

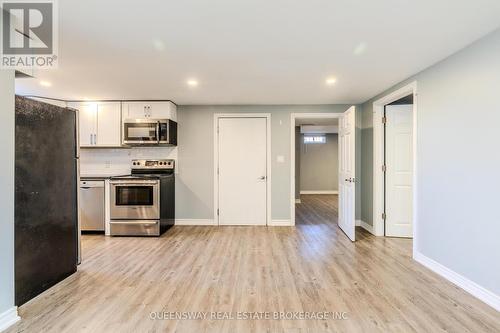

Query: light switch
left=277, top=155, right=285, bottom=163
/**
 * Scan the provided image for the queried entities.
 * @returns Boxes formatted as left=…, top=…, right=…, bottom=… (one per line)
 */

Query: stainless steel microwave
left=122, top=119, right=177, bottom=146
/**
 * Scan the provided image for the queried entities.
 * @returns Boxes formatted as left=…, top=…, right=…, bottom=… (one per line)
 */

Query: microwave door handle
left=156, top=121, right=160, bottom=144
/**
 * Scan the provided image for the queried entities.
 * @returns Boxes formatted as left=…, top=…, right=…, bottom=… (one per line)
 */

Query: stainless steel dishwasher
left=80, top=180, right=105, bottom=231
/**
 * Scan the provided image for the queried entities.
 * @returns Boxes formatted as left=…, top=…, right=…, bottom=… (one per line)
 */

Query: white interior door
left=338, top=106, right=356, bottom=241
left=218, top=117, right=267, bottom=225
left=385, top=105, right=413, bottom=237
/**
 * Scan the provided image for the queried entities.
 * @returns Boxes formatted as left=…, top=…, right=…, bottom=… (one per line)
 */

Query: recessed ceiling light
left=353, top=42, right=367, bottom=56
left=325, top=78, right=337, bottom=85
left=40, top=80, right=52, bottom=87
left=187, top=79, right=199, bottom=87
left=152, top=39, right=166, bottom=51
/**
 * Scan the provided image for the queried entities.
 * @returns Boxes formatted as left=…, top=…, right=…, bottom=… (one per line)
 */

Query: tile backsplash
left=80, top=147, right=178, bottom=176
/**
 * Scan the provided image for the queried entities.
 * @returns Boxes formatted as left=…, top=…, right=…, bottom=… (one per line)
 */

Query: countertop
left=80, top=172, right=130, bottom=179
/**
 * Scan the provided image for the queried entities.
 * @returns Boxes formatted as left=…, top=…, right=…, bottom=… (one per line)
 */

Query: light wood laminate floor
left=7, top=195, right=500, bottom=332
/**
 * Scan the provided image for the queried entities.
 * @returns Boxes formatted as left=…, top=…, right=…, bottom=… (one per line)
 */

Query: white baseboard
left=175, top=219, right=216, bottom=226
left=0, top=307, right=20, bottom=332
left=414, top=251, right=500, bottom=312
left=175, top=219, right=294, bottom=227
left=300, top=190, right=338, bottom=195
left=295, top=199, right=301, bottom=204
left=269, top=219, right=293, bottom=226
left=355, top=220, right=374, bottom=235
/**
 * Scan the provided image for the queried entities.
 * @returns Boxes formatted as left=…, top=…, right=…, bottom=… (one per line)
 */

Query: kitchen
left=75, top=100, right=178, bottom=238
left=14, top=97, right=179, bottom=306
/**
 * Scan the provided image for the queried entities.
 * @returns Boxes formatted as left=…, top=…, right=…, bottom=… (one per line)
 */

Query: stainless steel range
left=109, top=159, right=175, bottom=236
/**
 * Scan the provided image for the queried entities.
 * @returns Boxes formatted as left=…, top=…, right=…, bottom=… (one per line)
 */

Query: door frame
left=372, top=81, right=418, bottom=252
left=213, top=113, right=272, bottom=226
left=290, top=112, right=342, bottom=226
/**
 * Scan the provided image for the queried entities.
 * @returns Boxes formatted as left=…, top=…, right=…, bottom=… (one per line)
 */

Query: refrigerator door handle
left=75, top=109, right=82, bottom=265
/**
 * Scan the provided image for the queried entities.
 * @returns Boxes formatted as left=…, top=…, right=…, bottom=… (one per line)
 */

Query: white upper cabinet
left=96, top=102, right=121, bottom=146
left=122, top=101, right=177, bottom=121
left=70, top=102, right=121, bottom=147
left=71, top=102, right=97, bottom=147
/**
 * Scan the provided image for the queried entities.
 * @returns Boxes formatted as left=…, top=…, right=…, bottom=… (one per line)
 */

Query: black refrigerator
left=15, top=96, right=79, bottom=306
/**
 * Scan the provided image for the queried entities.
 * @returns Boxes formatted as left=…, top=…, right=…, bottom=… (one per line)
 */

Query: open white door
left=339, top=106, right=356, bottom=241
left=385, top=105, right=413, bottom=237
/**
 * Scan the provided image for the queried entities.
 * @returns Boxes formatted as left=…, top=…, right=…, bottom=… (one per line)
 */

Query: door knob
left=259, top=176, right=266, bottom=180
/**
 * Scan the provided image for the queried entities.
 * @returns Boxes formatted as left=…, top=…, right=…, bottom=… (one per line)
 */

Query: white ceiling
left=14, top=0, right=500, bottom=105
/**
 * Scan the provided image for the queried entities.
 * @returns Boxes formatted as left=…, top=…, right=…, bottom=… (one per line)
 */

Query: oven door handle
left=110, top=181, right=159, bottom=185
left=109, top=221, right=158, bottom=225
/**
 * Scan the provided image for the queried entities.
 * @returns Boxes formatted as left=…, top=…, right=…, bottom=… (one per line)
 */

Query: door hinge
left=382, top=213, right=386, bottom=220
left=382, top=164, right=386, bottom=172
left=217, top=209, right=219, bottom=216
left=382, top=116, right=387, bottom=124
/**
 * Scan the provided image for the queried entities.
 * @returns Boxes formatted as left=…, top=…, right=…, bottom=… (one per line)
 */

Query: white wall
left=361, top=28, right=500, bottom=298
left=0, top=70, right=17, bottom=327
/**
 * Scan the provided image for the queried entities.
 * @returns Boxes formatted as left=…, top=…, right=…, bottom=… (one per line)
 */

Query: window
left=304, top=135, right=326, bottom=144
left=116, top=186, right=154, bottom=206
